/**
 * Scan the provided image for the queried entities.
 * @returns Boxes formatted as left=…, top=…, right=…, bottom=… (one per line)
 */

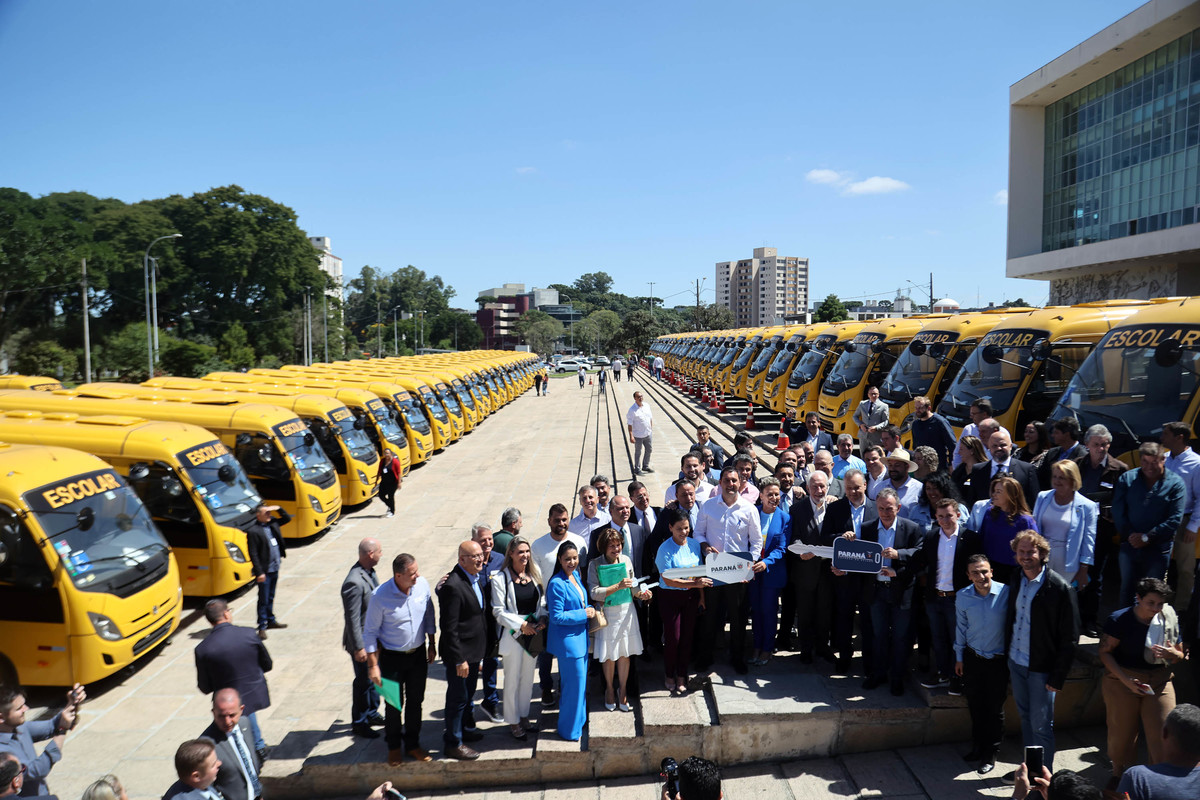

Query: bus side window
left=130, top=463, right=199, bottom=525
left=0, top=506, right=53, bottom=589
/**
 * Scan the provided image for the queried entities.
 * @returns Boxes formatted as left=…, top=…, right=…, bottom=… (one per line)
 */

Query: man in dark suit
left=341, top=538, right=384, bottom=739
left=789, top=470, right=835, bottom=663
left=195, top=599, right=273, bottom=760
left=162, top=740, right=222, bottom=800
left=695, top=425, right=728, bottom=471
left=201, top=689, right=261, bottom=800
left=438, top=540, right=491, bottom=761
left=800, top=412, right=834, bottom=455
left=821, top=470, right=879, bottom=674
left=1036, top=418, right=1086, bottom=488
left=858, top=489, right=925, bottom=695
left=919, top=500, right=984, bottom=694
left=627, top=480, right=661, bottom=539
left=968, top=429, right=1039, bottom=508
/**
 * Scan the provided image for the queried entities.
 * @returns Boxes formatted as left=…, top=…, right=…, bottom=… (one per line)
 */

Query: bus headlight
left=358, top=469, right=370, bottom=486
left=798, top=390, right=809, bottom=405
left=837, top=400, right=850, bottom=417
left=223, top=541, right=247, bottom=563
left=308, top=495, right=324, bottom=512
left=88, top=612, right=123, bottom=641
left=899, top=414, right=915, bottom=435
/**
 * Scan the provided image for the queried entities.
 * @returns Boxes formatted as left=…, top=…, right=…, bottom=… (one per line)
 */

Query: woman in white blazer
left=1032, top=459, right=1099, bottom=586
left=489, top=535, right=548, bottom=740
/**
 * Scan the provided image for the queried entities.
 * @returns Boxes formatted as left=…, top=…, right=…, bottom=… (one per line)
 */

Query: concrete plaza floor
left=26, top=370, right=1116, bottom=800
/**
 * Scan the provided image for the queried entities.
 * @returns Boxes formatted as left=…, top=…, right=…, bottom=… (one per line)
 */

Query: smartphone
left=384, top=789, right=407, bottom=800
left=1024, top=745, right=1044, bottom=779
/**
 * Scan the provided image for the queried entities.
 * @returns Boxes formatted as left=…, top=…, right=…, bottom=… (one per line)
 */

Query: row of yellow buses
left=650, top=296, right=1200, bottom=460
left=0, top=351, right=539, bottom=688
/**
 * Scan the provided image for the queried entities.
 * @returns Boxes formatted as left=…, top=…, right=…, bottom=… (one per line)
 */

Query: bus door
left=0, top=507, right=67, bottom=686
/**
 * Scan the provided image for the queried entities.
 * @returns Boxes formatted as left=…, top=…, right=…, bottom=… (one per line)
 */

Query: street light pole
left=392, top=306, right=401, bottom=355
left=648, top=282, right=655, bottom=321
left=143, top=233, right=181, bottom=377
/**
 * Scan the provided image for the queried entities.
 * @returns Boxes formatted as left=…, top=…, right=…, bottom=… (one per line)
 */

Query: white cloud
left=993, top=189, right=1009, bottom=206
left=515, top=166, right=537, bottom=175
left=805, top=168, right=845, bottom=185
left=842, top=176, right=910, bottom=196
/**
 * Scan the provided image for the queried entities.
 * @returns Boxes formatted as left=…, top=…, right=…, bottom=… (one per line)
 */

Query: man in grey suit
left=201, top=689, right=262, bottom=800
left=852, top=385, right=890, bottom=452
left=342, top=538, right=384, bottom=739
left=162, top=740, right=222, bottom=800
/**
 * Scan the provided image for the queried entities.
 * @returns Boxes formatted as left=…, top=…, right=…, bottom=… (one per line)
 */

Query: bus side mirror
left=236, top=433, right=252, bottom=447
left=162, top=477, right=184, bottom=497
left=843, top=342, right=857, bottom=354
left=981, top=344, right=1004, bottom=364
left=1154, top=338, right=1183, bottom=367
left=353, top=417, right=366, bottom=430
left=128, top=463, right=150, bottom=481
left=76, top=507, right=95, bottom=532
left=258, top=445, right=274, bottom=463
left=908, top=340, right=927, bottom=356
left=217, top=464, right=237, bottom=483
left=870, top=341, right=886, bottom=355
left=1031, top=339, right=1052, bottom=361
left=929, top=342, right=947, bottom=359
left=303, top=432, right=316, bottom=448
left=800, top=342, right=812, bottom=353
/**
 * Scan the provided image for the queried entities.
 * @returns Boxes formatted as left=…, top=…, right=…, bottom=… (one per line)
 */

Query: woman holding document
left=588, top=527, right=651, bottom=711
left=489, top=535, right=546, bottom=740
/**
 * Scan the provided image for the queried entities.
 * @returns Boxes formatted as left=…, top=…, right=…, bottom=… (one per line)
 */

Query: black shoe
left=817, top=647, right=836, bottom=663
left=732, top=662, right=748, bottom=676
left=257, top=629, right=268, bottom=641
left=478, top=703, right=503, bottom=724
left=947, top=676, right=963, bottom=696
left=799, top=651, right=814, bottom=665
left=352, top=723, right=380, bottom=739
left=364, top=712, right=386, bottom=727
left=862, top=677, right=883, bottom=690
left=642, top=467, right=654, bottom=473
left=462, top=727, right=484, bottom=742
left=978, top=759, right=996, bottom=775
left=256, top=747, right=270, bottom=762
left=266, top=620, right=288, bottom=630
left=541, top=691, right=557, bottom=709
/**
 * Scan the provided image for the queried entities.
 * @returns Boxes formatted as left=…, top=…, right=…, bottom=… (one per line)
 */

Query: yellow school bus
left=0, top=444, right=182, bottom=686
left=0, top=412, right=261, bottom=597
left=432, top=364, right=494, bottom=419
left=0, top=389, right=341, bottom=538
left=201, top=373, right=411, bottom=475
left=730, top=326, right=781, bottom=401
left=117, top=379, right=379, bottom=507
left=748, top=325, right=800, bottom=408
left=0, top=375, right=63, bottom=391
left=393, top=370, right=470, bottom=436
left=784, top=321, right=867, bottom=422
left=819, top=316, right=949, bottom=440
left=331, top=368, right=458, bottom=448
left=1046, top=296, right=1200, bottom=462
left=761, top=325, right=822, bottom=413
left=935, top=300, right=1158, bottom=443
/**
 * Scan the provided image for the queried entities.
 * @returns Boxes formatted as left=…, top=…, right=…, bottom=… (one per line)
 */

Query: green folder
left=597, top=561, right=632, bottom=606
left=379, top=677, right=402, bottom=711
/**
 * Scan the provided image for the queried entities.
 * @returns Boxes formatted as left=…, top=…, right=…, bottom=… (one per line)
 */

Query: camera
left=661, top=757, right=679, bottom=800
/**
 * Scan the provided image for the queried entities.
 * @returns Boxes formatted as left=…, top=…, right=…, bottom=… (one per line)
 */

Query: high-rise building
left=715, top=247, right=809, bottom=326
left=308, top=237, right=344, bottom=299
left=1007, top=0, right=1200, bottom=303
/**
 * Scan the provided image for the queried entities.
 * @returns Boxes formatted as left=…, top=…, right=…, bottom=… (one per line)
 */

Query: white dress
left=587, top=554, right=644, bottom=662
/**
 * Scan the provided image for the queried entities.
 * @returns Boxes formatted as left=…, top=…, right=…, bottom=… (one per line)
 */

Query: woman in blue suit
left=748, top=477, right=789, bottom=666
left=1032, top=459, right=1098, bottom=586
left=545, top=541, right=596, bottom=741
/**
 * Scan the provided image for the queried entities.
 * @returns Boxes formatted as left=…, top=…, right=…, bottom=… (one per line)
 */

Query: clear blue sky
left=0, top=0, right=1140, bottom=311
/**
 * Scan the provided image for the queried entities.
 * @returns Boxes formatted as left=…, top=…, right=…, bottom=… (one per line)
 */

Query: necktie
left=621, top=526, right=632, bottom=555
left=231, top=726, right=261, bottom=798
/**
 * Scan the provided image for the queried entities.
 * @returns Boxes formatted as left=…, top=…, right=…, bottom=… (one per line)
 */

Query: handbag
left=515, top=615, right=547, bottom=657
left=587, top=604, right=608, bottom=633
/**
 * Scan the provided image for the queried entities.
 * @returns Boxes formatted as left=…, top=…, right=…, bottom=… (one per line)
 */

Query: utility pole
left=81, top=259, right=92, bottom=383
left=694, top=278, right=704, bottom=331
left=376, top=297, right=382, bottom=358
left=323, top=289, right=329, bottom=363
left=648, top=282, right=655, bottom=321
left=149, top=257, right=160, bottom=368
left=929, top=272, right=935, bottom=312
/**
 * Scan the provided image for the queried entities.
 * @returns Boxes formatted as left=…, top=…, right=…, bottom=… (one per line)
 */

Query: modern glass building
left=1008, top=0, right=1200, bottom=303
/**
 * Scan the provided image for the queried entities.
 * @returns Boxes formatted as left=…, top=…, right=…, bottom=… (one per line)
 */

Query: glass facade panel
left=1043, top=28, right=1200, bottom=252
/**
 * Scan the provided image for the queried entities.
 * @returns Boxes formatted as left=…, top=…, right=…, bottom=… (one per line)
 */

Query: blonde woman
left=489, top=535, right=546, bottom=740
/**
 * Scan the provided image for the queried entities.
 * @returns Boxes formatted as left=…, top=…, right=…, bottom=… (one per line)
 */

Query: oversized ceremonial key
left=787, top=538, right=884, bottom=574
left=660, top=550, right=754, bottom=586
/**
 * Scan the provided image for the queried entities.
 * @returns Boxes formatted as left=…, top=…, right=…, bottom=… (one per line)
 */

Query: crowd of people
left=4, top=383, right=1200, bottom=799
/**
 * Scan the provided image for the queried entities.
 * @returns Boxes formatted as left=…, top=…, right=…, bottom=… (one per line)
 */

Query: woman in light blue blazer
left=545, top=541, right=596, bottom=741
left=1032, top=459, right=1098, bottom=586
left=748, top=478, right=789, bottom=666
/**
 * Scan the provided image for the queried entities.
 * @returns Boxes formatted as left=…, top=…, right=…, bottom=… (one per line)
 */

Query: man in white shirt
left=568, top=485, right=611, bottom=549
left=627, top=392, right=654, bottom=474
left=652, top=355, right=665, bottom=380
left=667, top=453, right=713, bottom=504
left=591, top=474, right=613, bottom=516
left=1163, top=421, right=1200, bottom=611
left=862, top=445, right=890, bottom=500
left=695, top=467, right=763, bottom=675
left=882, top=449, right=924, bottom=517
left=532, top=504, right=587, bottom=709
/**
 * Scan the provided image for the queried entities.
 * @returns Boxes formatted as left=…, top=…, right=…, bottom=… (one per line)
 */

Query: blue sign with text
left=832, top=538, right=883, bottom=574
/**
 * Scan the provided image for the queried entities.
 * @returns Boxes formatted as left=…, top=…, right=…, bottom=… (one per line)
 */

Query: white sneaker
left=386, top=511, right=394, bottom=518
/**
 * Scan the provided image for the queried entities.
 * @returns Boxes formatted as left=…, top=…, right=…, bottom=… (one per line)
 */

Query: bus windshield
left=719, top=345, right=741, bottom=368
left=272, top=421, right=337, bottom=485
left=396, top=395, right=432, bottom=434
left=328, top=411, right=378, bottom=463
left=789, top=337, right=836, bottom=388
left=451, top=380, right=475, bottom=410
left=1052, top=325, right=1200, bottom=454
left=733, top=342, right=760, bottom=371
left=433, top=384, right=461, bottom=415
left=937, top=336, right=1040, bottom=423
left=420, top=390, right=449, bottom=422
left=822, top=345, right=875, bottom=393
left=178, top=441, right=261, bottom=527
left=25, top=468, right=170, bottom=596
left=767, top=341, right=801, bottom=380
left=750, top=340, right=781, bottom=375
left=369, top=401, right=408, bottom=447
left=879, top=338, right=958, bottom=403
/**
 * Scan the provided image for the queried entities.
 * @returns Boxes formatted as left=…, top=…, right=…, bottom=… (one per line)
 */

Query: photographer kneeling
left=662, top=756, right=722, bottom=800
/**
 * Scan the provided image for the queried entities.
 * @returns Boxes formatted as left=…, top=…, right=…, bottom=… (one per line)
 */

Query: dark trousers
left=379, top=646, right=427, bottom=751
left=926, top=594, right=957, bottom=679
left=538, top=650, right=556, bottom=695
left=699, top=583, right=748, bottom=668
left=832, top=576, right=873, bottom=668
left=351, top=655, right=381, bottom=724
left=963, top=649, right=1008, bottom=757
left=1078, top=523, right=1113, bottom=627
left=256, top=571, right=278, bottom=630
left=793, top=558, right=833, bottom=656
left=481, top=655, right=500, bottom=710
left=658, top=588, right=699, bottom=679
left=443, top=662, right=481, bottom=747
left=868, top=588, right=912, bottom=682
left=378, top=478, right=397, bottom=514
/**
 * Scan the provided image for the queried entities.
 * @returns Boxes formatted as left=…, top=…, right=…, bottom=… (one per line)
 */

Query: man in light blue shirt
left=832, top=435, right=866, bottom=479
left=955, top=554, right=1010, bottom=774
left=1164, top=421, right=1200, bottom=612
left=364, top=553, right=437, bottom=765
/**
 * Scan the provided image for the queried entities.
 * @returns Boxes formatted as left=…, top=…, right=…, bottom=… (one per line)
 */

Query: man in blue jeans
left=1005, top=531, right=1079, bottom=779
left=1114, top=442, right=1187, bottom=607
left=248, top=504, right=290, bottom=640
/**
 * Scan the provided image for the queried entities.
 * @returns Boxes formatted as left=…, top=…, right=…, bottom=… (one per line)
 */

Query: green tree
left=815, top=294, right=850, bottom=323
left=575, top=309, right=622, bottom=354
left=218, top=321, right=256, bottom=369
left=14, top=341, right=78, bottom=380
left=687, top=303, right=734, bottom=331
left=96, top=322, right=154, bottom=382
left=429, top=309, right=482, bottom=350
left=573, top=272, right=614, bottom=296
left=614, top=309, right=667, bottom=357
left=160, top=337, right=218, bottom=377
left=516, top=310, right=565, bottom=355
left=1002, top=298, right=1034, bottom=308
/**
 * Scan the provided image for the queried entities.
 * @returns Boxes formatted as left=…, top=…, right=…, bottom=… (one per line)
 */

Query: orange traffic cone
left=718, top=392, right=728, bottom=413
left=745, top=404, right=756, bottom=430
left=776, top=418, right=790, bottom=450
left=589, top=376, right=593, bottom=386
left=709, top=390, right=719, bottom=409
